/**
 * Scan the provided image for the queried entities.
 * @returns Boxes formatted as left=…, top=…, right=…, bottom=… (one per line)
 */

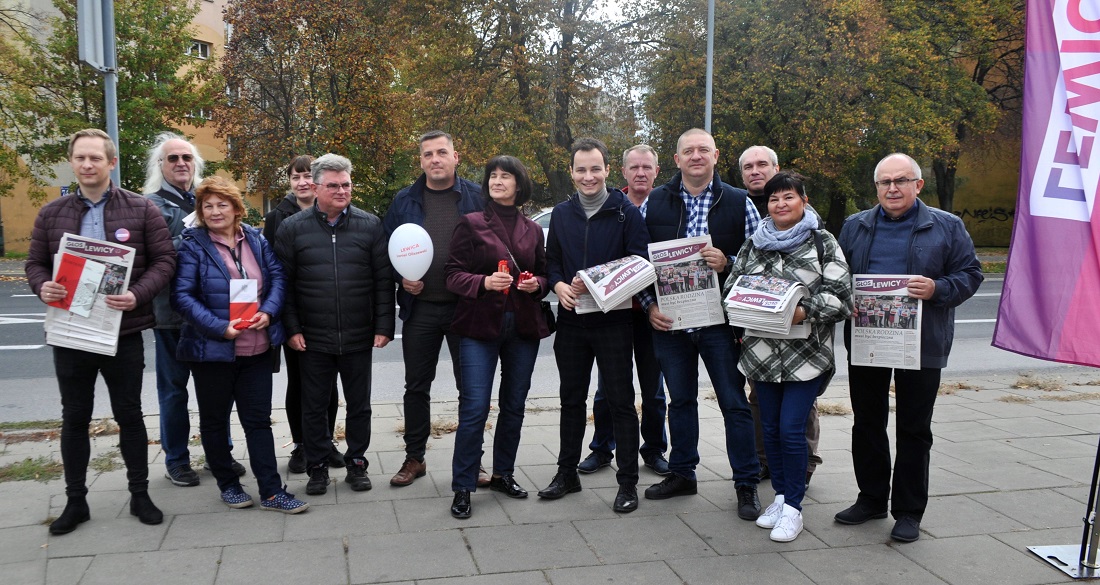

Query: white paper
left=849, top=274, right=922, bottom=370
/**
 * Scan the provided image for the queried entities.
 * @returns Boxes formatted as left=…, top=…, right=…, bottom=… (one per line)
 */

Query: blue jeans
left=452, top=313, right=539, bottom=492
left=754, top=376, right=824, bottom=510
left=590, top=309, right=667, bottom=459
left=191, top=350, right=283, bottom=499
left=155, top=328, right=232, bottom=471
left=652, top=326, right=759, bottom=484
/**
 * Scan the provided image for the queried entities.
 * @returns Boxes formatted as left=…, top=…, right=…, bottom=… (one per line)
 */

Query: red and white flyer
left=45, top=234, right=135, bottom=356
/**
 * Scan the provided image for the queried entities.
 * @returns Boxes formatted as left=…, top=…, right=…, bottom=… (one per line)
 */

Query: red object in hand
left=233, top=320, right=252, bottom=330
left=519, top=271, right=534, bottom=283
left=498, top=260, right=510, bottom=295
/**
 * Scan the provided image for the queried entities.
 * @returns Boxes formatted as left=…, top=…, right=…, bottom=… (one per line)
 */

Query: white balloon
left=388, top=223, right=434, bottom=281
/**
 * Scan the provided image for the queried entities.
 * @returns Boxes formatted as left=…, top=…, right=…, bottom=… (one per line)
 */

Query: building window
left=186, top=108, right=212, bottom=120
left=187, top=40, right=211, bottom=60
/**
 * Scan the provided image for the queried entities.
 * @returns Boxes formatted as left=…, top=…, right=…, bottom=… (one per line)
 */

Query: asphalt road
left=0, top=274, right=1078, bottom=422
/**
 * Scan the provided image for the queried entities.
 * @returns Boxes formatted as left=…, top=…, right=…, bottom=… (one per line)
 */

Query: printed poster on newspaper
left=648, top=235, right=724, bottom=330
left=44, top=234, right=135, bottom=356
left=850, top=274, right=922, bottom=370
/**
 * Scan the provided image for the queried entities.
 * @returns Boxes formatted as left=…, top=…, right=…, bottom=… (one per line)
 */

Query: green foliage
left=0, top=419, right=62, bottom=431
left=0, top=0, right=217, bottom=200
left=0, top=456, right=63, bottom=483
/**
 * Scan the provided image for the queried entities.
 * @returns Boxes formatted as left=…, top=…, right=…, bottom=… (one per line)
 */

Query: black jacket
left=274, top=204, right=396, bottom=354
left=263, top=194, right=305, bottom=243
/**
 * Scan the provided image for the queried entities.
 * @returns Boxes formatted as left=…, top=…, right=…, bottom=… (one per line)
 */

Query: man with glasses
left=275, top=153, right=396, bottom=496
left=143, top=133, right=247, bottom=487
left=383, top=131, right=483, bottom=487
left=738, top=145, right=822, bottom=487
left=835, top=152, right=982, bottom=542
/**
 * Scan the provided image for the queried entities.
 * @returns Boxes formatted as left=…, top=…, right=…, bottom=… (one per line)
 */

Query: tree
left=216, top=0, right=417, bottom=213
left=0, top=0, right=216, bottom=200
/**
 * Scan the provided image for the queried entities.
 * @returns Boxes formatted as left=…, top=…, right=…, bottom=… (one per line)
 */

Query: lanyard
left=229, top=243, right=247, bottom=279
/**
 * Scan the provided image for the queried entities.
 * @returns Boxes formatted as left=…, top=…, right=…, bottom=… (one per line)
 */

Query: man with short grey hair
left=275, top=153, right=396, bottom=496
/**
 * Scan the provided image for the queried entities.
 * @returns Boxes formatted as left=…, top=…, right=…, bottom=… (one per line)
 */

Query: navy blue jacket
left=838, top=199, right=983, bottom=368
left=545, top=188, right=651, bottom=328
left=646, top=170, right=752, bottom=290
left=171, top=224, right=287, bottom=363
left=382, top=173, right=483, bottom=321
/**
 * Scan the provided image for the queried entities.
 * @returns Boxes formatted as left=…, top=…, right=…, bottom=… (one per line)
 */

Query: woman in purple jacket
left=445, top=156, right=551, bottom=518
left=171, top=177, right=307, bottom=514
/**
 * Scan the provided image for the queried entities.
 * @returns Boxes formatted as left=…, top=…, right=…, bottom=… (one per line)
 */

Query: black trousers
left=554, top=322, right=639, bottom=486
left=298, top=348, right=374, bottom=469
left=54, top=333, right=149, bottom=497
left=400, top=300, right=462, bottom=461
left=848, top=364, right=941, bottom=520
left=283, top=345, right=338, bottom=445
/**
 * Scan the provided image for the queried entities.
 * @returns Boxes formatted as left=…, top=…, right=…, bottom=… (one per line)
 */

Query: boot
left=129, top=491, right=164, bottom=525
left=49, top=496, right=90, bottom=535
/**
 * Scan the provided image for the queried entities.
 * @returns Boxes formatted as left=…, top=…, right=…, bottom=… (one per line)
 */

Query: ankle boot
left=129, top=491, right=164, bottom=525
left=49, top=496, right=90, bottom=535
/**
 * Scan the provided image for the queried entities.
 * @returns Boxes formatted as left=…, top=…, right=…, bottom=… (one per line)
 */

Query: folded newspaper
left=724, top=274, right=809, bottom=337
left=45, top=234, right=135, bottom=356
left=576, top=255, right=656, bottom=313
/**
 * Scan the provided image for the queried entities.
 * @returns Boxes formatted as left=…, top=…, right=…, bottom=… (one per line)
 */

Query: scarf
left=751, top=204, right=821, bottom=254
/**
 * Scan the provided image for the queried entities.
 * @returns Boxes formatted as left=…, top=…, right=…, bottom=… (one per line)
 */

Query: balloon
left=388, top=223, right=434, bottom=281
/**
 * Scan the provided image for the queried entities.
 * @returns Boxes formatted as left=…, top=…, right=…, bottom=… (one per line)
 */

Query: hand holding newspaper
left=724, top=274, right=810, bottom=338
left=575, top=255, right=656, bottom=313
left=648, top=236, right=725, bottom=330
left=45, top=234, right=136, bottom=356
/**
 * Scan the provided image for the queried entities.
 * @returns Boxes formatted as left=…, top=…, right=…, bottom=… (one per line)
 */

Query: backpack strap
left=812, top=229, right=825, bottom=268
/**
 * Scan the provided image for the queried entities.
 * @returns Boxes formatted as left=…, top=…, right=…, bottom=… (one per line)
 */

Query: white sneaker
left=756, top=495, right=785, bottom=529
left=770, top=504, right=804, bottom=542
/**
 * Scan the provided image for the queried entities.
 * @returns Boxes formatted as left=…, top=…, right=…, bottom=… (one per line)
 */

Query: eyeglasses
left=323, top=182, right=353, bottom=191
left=165, top=154, right=193, bottom=163
left=874, top=177, right=918, bottom=189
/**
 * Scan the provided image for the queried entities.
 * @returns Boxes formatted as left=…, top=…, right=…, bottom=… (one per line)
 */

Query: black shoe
left=129, top=491, right=163, bottom=525
left=736, top=484, right=761, bottom=521
left=643, top=453, right=671, bottom=476
left=759, top=464, right=771, bottom=480
left=834, top=501, right=888, bottom=525
left=49, top=496, right=90, bottom=535
left=537, top=472, right=582, bottom=499
left=613, top=484, right=638, bottom=513
left=345, top=459, right=372, bottom=491
left=451, top=490, right=471, bottom=519
left=891, top=515, right=921, bottom=542
left=644, top=474, right=697, bottom=500
left=165, top=464, right=200, bottom=487
left=577, top=451, right=612, bottom=474
left=202, top=459, right=247, bottom=477
left=306, top=465, right=330, bottom=495
left=489, top=474, right=528, bottom=499
left=288, top=446, right=306, bottom=474
left=327, top=444, right=345, bottom=468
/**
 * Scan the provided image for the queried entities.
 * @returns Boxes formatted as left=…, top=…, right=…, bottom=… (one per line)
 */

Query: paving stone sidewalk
left=1, top=367, right=1098, bottom=584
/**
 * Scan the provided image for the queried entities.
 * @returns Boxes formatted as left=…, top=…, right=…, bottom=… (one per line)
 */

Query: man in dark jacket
left=835, top=152, right=983, bottom=543
left=263, top=155, right=343, bottom=474
left=274, top=153, right=396, bottom=496
left=537, top=137, right=650, bottom=514
left=26, top=129, right=175, bottom=534
left=639, top=129, right=763, bottom=522
left=144, top=133, right=246, bottom=487
left=382, top=131, right=484, bottom=487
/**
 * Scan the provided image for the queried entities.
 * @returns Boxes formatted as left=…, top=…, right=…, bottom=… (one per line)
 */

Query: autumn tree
left=216, top=0, right=416, bottom=213
left=0, top=0, right=216, bottom=199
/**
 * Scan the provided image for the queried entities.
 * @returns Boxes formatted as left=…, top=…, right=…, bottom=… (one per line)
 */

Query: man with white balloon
left=274, top=153, right=396, bottom=496
left=382, top=131, right=484, bottom=488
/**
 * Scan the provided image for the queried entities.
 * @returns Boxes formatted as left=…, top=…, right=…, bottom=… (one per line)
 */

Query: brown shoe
left=477, top=466, right=491, bottom=488
left=390, top=457, right=426, bottom=487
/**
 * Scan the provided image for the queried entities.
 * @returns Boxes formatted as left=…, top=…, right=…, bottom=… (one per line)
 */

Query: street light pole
left=705, top=0, right=715, bottom=133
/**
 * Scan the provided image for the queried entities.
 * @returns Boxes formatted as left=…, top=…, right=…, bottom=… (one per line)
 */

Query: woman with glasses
left=444, top=156, right=551, bottom=518
left=725, top=172, right=852, bottom=542
left=172, top=176, right=308, bottom=513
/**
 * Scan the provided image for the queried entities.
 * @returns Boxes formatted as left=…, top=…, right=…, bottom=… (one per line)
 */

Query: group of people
left=27, top=127, right=982, bottom=546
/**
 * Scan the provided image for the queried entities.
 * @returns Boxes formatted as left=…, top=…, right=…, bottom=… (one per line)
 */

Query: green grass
left=982, top=261, right=1006, bottom=274
left=0, top=456, right=63, bottom=483
left=0, top=420, right=63, bottom=431
left=2, top=251, right=28, bottom=260
left=89, top=451, right=122, bottom=473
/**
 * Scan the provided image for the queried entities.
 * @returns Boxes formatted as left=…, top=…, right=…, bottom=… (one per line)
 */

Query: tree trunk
left=932, top=154, right=957, bottom=212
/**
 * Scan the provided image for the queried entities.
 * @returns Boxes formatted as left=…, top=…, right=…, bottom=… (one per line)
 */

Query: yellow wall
left=948, top=135, right=1019, bottom=247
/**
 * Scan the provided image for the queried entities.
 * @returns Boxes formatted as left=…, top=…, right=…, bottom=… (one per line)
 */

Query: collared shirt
left=621, top=186, right=649, bottom=218
left=77, top=187, right=111, bottom=241
left=161, top=181, right=195, bottom=211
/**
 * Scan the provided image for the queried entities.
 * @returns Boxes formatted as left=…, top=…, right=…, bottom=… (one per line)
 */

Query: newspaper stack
left=45, top=233, right=135, bottom=356
left=724, top=274, right=810, bottom=338
left=576, top=255, right=656, bottom=313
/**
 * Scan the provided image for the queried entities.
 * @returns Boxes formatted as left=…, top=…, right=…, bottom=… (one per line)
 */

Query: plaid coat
left=726, top=230, right=853, bottom=383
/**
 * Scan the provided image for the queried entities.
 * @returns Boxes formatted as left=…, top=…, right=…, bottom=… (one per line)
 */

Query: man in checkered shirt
left=637, top=129, right=763, bottom=521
